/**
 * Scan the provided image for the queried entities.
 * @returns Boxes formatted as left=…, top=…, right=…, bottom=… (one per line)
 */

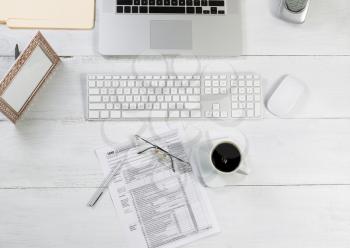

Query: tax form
left=95, top=130, right=220, bottom=248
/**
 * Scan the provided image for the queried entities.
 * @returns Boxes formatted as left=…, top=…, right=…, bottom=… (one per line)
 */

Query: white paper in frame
left=0, top=32, right=60, bottom=123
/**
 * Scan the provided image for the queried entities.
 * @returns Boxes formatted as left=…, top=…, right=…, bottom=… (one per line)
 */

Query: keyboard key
left=194, top=0, right=200, bottom=5
left=89, top=96, right=101, bottom=102
left=111, top=111, right=121, bottom=118
left=164, top=0, right=171, bottom=4
left=239, top=102, right=246, bottom=109
left=138, top=103, right=145, bottom=109
left=117, top=0, right=133, bottom=4
left=211, top=6, right=217, bottom=14
left=177, top=103, right=184, bottom=109
left=209, top=0, right=224, bottom=6
left=107, top=103, right=113, bottom=110
left=134, top=0, right=140, bottom=4
left=88, top=81, right=96, bottom=87
left=196, top=7, right=202, bottom=13
left=188, top=95, right=200, bottom=102
left=201, top=0, right=207, bottom=5
left=190, top=80, right=200, bottom=87
left=169, top=111, right=180, bottom=118
left=100, top=111, right=109, bottom=119
left=142, top=0, right=148, bottom=4
left=221, top=111, right=228, bottom=118
left=149, top=0, right=155, bottom=5
left=140, top=6, right=148, bottom=12
left=102, top=96, right=109, bottom=102
left=89, top=88, right=99, bottom=95
left=179, top=0, right=185, bottom=5
left=124, top=6, right=131, bottom=12
left=205, top=111, right=212, bottom=117
left=255, top=103, right=261, bottom=116
left=203, top=10, right=210, bottom=14
left=89, top=103, right=105, bottom=110
left=212, top=103, right=220, bottom=110
left=232, top=110, right=245, bottom=118
left=157, top=0, right=163, bottom=4
left=181, top=111, right=190, bottom=118
left=89, top=111, right=99, bottom=119
left=213, top=111, right=220, bottom=118
left=185, top=103, right=201, bottom=109
left=161, top=103, right=168, bottom=109
left=186, top=88, right=193, bottom=94
left=122, top=111, right=168, bottom=118
left=218, top=10, right=225, bottom=14
left=116, top=6, right=124, bottom=13
left=132, top=6, right=139, bottom=12
left=149, top=6, right=185, bottom=13
left=247, top=103, right=254, bottom=109
left=186, top=0, right=193, bottom=5
left=247, top=110, right=254, bottom=117
left=126, top=96, right=133, bottom=102
left=171, top=0, right=178, bottom=5
left=191, top=110, right=201, bottom=118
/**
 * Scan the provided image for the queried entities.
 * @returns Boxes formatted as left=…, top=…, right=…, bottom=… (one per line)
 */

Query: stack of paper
left=96, top=130, right=220, bottom=248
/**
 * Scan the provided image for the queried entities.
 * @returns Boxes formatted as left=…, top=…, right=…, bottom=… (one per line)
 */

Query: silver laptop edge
left=98, top=0, right=242, bottom=56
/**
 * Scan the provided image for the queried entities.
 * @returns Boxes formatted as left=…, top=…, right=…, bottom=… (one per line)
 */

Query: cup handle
left=236, top=168, right=250, bottom=175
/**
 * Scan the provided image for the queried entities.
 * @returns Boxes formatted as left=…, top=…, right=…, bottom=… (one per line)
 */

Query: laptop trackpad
left=150, top=20, right=192, bottom=50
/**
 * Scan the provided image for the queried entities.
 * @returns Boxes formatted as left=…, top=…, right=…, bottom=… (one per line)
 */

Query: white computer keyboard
left=87, top=73, right=263, bottom=120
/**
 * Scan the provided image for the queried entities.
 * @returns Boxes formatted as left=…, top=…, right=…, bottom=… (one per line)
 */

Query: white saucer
left=189, top=130, right=251, bottom=188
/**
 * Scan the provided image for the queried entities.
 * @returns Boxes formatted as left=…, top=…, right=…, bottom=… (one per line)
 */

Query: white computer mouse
left=267, top=75, right=308, bottom=117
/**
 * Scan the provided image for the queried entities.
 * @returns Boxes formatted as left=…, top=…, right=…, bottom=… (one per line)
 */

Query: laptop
left=98, top=0, right=242, bottom=56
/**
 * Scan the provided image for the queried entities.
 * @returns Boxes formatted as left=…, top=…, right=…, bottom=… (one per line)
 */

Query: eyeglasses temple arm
left=135, top=135, right=190, bottom=164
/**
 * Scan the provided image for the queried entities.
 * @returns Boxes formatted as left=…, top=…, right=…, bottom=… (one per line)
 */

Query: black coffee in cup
left=211, top=142, right=241, bottom=173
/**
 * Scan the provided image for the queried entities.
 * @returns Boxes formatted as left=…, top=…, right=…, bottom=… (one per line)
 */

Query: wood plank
left=0, top=28, right=95, bottom=57
left=0, top=119, right=350, bottom=187
left=0, top=188, right=124, bottom=248
left=1, top=55, right=350, bottom=121
left=1, top=187, right=350, bottom=248
left=244, top=0, right=350, bottom=55
left=0, top=0, right=349, bottom=56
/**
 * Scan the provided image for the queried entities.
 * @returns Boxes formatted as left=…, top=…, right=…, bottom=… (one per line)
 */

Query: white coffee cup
left=209, top=139, right=248, bottom=175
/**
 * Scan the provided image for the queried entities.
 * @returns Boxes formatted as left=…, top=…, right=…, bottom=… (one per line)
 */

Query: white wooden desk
left=1, top=1, right=350, bottom=247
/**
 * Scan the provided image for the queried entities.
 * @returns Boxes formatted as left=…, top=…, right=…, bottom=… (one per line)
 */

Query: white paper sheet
left=95, top=130, right=220, bottom=248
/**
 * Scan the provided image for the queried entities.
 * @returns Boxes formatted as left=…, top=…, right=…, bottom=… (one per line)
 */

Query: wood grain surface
left=1, top=0, right=350, bottom=247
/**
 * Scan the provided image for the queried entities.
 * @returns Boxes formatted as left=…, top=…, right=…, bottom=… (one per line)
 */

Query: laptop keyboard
left=115, top=0, right=226, bottom=14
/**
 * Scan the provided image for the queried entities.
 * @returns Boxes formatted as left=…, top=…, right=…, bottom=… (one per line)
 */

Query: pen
left=87, top=163, right=122, bottom=207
